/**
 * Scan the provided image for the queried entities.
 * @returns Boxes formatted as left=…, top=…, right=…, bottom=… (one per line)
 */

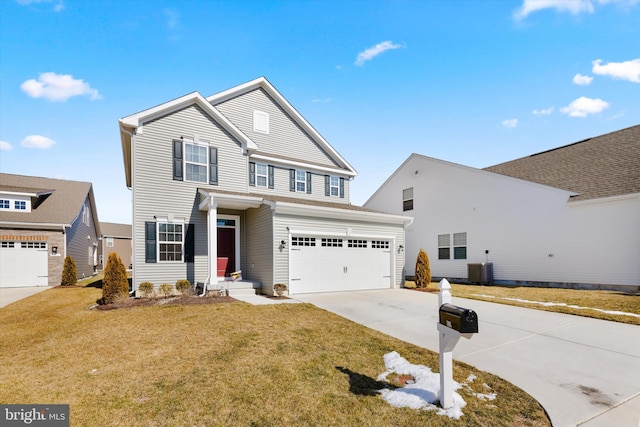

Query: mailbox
left=439, top=303, right=478, bottom=334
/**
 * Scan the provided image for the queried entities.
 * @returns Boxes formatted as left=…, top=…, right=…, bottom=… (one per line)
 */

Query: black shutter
left=249, top=162, right=256, bottom=186
left=145, top=221, right=157, bottom=263
left=306, top=172, right=312, bottom=194
left=209, top=147, right=218, bottom=185
left=339, top=177, right=345, bottom=198
left=185, top=224, right=194, bottom=263
left=268, top=165, right=274, bottom=189
left=173, top=140, right=183, bottom=181
left=289, top=169, right=296, bottom=192
left=324, top=175, right=330, bottom=196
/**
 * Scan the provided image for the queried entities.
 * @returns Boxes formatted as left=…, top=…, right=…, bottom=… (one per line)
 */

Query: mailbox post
left=437, top=278, right=479, bottom=409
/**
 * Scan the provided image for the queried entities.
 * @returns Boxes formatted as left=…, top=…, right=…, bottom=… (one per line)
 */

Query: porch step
left=216, top=280, right=261, bottom=297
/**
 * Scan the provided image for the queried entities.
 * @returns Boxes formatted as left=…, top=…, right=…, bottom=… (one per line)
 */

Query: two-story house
left=0, top=173, right=101, bottom=287
left=119, top=77, right=411, bottom=296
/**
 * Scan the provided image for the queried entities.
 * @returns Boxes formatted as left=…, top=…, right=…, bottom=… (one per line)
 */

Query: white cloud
left=573, top=74, right=593, bottom=85
left=514, top=0, right=638, bottom=20
left=312, top=98, right=332, bottom=104
left=560, top=96, right=610, bottom=117
left=502, top=118, right=519, bottom=128
left=0, top=141, right=13, bottom=151
left=355, top=41, right=403, bottom=66
left=20, top=72, right=102, bottom=101
left=592, top=58, right=640, bottom=83
left=21, top=135, right=56, bottom=149
left=514, top=0, right=594, bottom=20
left=533, top=107, right=554, bottom=115
left=16, top=0, right=64, bottom=12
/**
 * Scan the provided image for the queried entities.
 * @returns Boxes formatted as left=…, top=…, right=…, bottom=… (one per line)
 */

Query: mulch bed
left=92, top=295, right=237, bottom=310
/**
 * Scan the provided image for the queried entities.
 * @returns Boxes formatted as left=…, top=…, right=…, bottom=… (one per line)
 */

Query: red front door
left=217, top=227, right=235, bottom=277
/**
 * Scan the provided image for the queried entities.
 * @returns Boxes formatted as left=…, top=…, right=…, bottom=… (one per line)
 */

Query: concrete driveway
left=295, top=289, right=640, bottom=427
left=0, top=286, right=51, bottom=308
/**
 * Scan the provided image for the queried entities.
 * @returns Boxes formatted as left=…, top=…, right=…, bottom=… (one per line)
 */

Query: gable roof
left=0, top=173, right=100, bottom=231
left=119, top=91, right=258, bottom=188
left=207, top=77, right=357, bottom=176
left=119, top=77, right=357, bottom=188
left=484, top=124, right=640, bottom=202
left=100, top=222, right=131, bottom=239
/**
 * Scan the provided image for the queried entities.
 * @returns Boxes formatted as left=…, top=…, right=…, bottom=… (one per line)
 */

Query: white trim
left=568, top=192, right=640, bottom=207
left=156, top=221, right=185, bottom=263
left=266, top=200, right=413, bottom=226
left=197, top=189, right=263, bottom=211
left=250, top=154, right=357, bottom=177
left=255, top=162, right=268, bottom=187
left=217, top=214, right=241, bottom=278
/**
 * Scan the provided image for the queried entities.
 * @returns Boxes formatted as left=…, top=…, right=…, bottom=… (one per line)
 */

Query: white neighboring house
left=364, top=125, right=640, bottom=291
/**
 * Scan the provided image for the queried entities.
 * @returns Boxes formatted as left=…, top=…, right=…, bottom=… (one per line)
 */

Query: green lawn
left=0, top=284, right=550, bottom=427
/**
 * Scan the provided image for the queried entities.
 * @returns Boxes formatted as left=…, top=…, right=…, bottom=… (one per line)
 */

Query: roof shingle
left=0, top=173, right=93, bottom=225
left=484, top=125, right=640, bottom=201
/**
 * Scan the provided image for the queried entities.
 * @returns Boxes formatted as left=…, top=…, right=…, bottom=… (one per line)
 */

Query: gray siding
left=132, top=105, right=246, bottom=287
left=65, top=198, right=99, bottom=279
left=245, top=205, right=274, bottom=293
left=215, top=88, right=340, bottom=168
left=272, top=213, right=405, bottom=288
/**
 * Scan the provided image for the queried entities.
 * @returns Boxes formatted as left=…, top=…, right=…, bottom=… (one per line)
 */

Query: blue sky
left=1, top=0, right=639, bottom=224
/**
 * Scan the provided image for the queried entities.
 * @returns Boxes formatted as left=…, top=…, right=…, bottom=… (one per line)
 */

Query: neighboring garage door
left=0, top=241, right=48, bottom=287
left=289, top=236, right=391, bottom=294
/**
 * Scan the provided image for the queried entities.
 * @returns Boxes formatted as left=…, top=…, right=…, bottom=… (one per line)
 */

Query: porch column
left=207, top=199, right=218, bottom=290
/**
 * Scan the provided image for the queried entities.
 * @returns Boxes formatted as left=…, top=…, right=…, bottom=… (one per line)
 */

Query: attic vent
left=253, top=110, right=269, bottom=134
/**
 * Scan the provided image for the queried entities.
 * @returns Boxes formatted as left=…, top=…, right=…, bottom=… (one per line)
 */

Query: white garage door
left=0, top=241, right=48, bottom=288
left=289, top=236, right=391, bottom=294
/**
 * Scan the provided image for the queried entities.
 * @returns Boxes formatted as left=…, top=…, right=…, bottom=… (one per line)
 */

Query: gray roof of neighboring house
left=0, top=173, right=96, bottom=227
left=484, top=124, right=640, bottom=202
left=100, top=222, right=132, bottom=239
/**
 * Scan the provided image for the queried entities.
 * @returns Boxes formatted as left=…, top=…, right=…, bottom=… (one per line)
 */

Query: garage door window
left=348, top=239, right=367, bottom=248
left=2, top=241, right=15, bottom=248
left=21, top=242, right=47, bottom=249
left=292, top=237, right=316, bottom=246
left=371, top=240, right=390, bottom=249
left=321, top=238, right=343, bottom=247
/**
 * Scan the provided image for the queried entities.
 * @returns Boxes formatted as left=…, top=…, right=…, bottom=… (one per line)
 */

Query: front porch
left=197, top=278, right=262, bottom=297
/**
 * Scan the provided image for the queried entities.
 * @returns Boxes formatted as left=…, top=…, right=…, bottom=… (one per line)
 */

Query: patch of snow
left=376, top=351, right=467, bottom=419
left=471, top=294, right=640, bottom=318
left=466, top=374, right=477, bottom=383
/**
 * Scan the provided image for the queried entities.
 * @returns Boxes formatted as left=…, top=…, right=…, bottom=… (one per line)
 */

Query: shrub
left=138, top=281, right=154, bottom=298
left=61, top=256, right=77, bottom=286
left=176, top=279, right=191, bottom=295
left=274, top=283, right=288, bottom=297
left=415, top=248, right=431, bottom=289
left=102, top=252, right=129, bottom=304
left=159, top=283, right=173, bottom=298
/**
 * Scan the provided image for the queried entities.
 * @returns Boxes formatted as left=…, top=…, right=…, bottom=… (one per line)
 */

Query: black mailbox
left=439, top=304, right=478, bottom=334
